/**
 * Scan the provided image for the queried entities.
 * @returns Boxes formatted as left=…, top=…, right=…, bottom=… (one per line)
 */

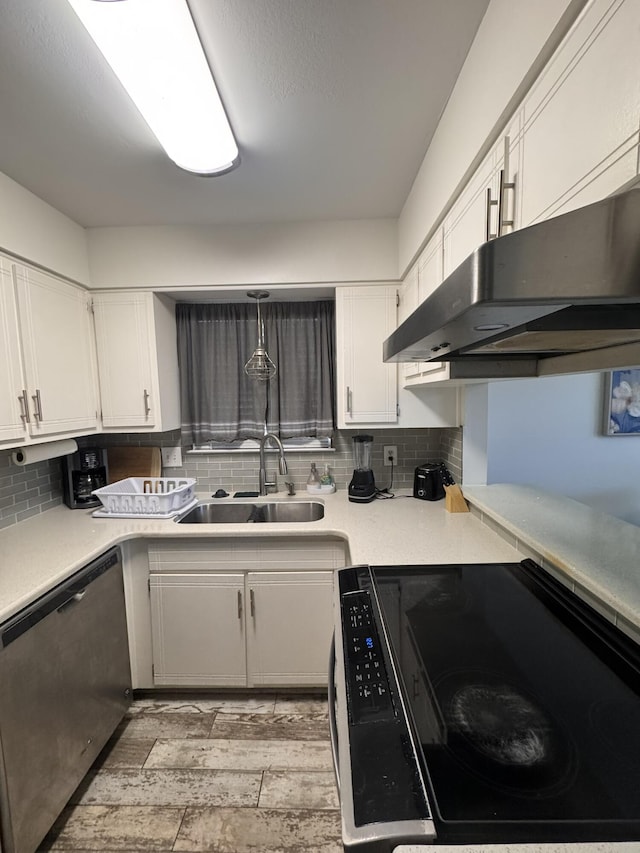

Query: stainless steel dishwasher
left=0, top=546, right=132, bottom=853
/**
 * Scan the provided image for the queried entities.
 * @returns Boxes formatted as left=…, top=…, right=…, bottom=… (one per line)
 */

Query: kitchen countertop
left=0, top=489, right=521, bottom=624
left=2, top=484, right=640, bottom=633
left=463, top=484, right=640, bottom=638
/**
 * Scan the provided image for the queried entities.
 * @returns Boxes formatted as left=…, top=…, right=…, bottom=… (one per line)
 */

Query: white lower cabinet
left=146, top=538, right=346, bottom=689
left=150, top=573, right=247, bottom=687
left=246, top=572, right=334, bottom=687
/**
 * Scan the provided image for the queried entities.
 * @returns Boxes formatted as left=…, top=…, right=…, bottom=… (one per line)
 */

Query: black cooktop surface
left=369, top=561, right=640, bottom=843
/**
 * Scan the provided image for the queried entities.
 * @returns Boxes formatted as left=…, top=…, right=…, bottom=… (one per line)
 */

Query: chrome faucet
left=258, top=432, right=288, bottom=495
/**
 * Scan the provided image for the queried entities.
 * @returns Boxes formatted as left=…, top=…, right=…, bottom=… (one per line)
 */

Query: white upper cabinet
left=398, top=259, right=423, bottom=384
left=443, top=132, right=519, bottom=279
left=336, top=285, right=398, bottom=426
left=401, top=228, right=455, bottom=385
left=518, top=0, right=640, bottom=225
left=0, top=255, right=99, bottom=447
left=392, top=0, right=639, bottom=387
left=14, top=265, right=99, bottom=439
left=93, top=291, right=180, bottom=432
left=336, top=283, right=461, bottom=426
left=0, top=257, right=25, bottom=444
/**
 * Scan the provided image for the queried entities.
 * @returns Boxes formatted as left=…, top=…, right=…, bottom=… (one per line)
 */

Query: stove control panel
left=341, top=590, right=394, bottom=724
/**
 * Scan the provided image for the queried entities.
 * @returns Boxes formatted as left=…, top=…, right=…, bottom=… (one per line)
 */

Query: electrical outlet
left=161, top=446, right=183, bottom=468
left=383, top=445, right=398, bottom=467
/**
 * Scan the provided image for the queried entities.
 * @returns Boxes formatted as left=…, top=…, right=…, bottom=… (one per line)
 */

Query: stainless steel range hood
left=384, top=188, right=640, bottom=379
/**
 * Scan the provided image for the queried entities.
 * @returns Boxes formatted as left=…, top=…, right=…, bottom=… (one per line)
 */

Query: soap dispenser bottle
left=307, top=463, right=321, bottom=492
left=320, top=464, right=334, bottom=487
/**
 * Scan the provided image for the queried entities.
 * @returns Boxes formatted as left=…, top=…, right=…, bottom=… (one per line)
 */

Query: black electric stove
left=331, top=560, right=640, bottom=849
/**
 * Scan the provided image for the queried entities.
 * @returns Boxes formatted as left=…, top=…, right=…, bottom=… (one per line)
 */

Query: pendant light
left=244, top=291, right=277, bottom=381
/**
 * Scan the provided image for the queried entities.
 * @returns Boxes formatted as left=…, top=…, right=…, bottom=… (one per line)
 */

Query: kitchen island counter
left=0, top=489, right=521, bottom=624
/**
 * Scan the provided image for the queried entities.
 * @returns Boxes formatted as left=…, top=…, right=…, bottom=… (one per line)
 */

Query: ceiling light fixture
left=66, top=0, right=239, bottom=175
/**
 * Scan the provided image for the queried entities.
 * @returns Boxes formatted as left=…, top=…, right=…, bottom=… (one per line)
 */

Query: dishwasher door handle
left=56, top=589, right=87, bottom=613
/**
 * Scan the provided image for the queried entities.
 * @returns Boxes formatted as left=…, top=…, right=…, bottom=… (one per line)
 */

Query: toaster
left=413, top=462, right=445, bottom=501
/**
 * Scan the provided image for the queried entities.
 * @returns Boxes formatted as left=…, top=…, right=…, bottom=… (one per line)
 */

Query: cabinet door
left=93, top=291, right=180, bottom=432
left=443, top=145, right=501, bottom=277
left=246, top=571, right=333, bottom=687
left=0, top=258, right=26, bottom=444
left=14, top=265, right=98, bottom=438
left=414, top=229, right=449, bottom=381
left=93, top=292, right=157, bottom=428
left=519, top=0, right=640, bottom=225
left=149, top=573, right=246, bottom=687
left=398, top=261, right=422, bottom=383
left=336, top=285, right=398, bottom=426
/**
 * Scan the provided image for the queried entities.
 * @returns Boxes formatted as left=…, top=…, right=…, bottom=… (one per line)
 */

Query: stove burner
left=451, top=683, right=551, bottom=766
left=435, top=669, right=578, bottom=797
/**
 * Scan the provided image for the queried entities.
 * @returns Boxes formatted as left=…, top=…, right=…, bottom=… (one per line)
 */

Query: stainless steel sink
left=255, top=501, right=324, bottom=523
left=175, top=501, right=324, bottom=524
left=176, top=503, right=258, bottom=524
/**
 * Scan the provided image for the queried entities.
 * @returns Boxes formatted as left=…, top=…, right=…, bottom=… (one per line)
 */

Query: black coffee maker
left=62, top=448, right=108, bottom=509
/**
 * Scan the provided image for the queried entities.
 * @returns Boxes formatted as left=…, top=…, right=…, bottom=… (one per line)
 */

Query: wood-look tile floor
left=39, top=693, right=342, bottom=853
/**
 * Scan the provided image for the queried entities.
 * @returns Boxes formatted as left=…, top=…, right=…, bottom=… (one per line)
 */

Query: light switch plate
left=161, top=446, right=183, bottom=467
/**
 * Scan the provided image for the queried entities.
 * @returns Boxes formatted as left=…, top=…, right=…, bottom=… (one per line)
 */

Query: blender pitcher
left=348, top=434, right=376, bottom=503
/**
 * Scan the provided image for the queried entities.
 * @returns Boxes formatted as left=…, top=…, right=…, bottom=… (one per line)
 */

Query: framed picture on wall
left=603, top=369, right=640, bottom=435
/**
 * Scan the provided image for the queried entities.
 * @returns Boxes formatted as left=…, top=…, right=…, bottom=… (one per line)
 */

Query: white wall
left=397, top=0, right=587, bottom=274
left=0, top=171, right=90, bottom=284
left=464, top=374, right=640, bottom=525
left=86, top=219, right=398, bottom=290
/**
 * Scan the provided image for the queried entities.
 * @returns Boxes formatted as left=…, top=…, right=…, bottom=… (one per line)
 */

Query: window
left=176, top=301, right=335, bottom=445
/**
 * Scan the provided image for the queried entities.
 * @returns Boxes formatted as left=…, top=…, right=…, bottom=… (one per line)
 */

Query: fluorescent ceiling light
left=66, top=0, right=239, bottom=175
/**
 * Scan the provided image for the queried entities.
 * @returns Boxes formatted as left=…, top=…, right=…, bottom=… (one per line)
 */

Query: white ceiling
left=0, top=0, right=489, bottom=229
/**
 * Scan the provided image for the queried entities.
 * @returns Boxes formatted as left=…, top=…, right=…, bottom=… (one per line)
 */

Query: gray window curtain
left=176, top=301, right=335, bottom=444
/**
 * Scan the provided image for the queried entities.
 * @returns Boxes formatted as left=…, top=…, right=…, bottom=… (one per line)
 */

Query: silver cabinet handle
left=237, top=590, right=243, bottom=620
left=143, top=389, right=151, bottom=416
left=31, top=389, right=43, bottom=421
left=346, top=386, right=352, bottom=416
left=486, top=136, right=516, bottom=241
left=497, top=167, right=516, bottom=235
left=250, top=588, right=255, bottom=618
left=485, top=187, right=499, bottom=241
left=18, top=390, right=30, bottom=423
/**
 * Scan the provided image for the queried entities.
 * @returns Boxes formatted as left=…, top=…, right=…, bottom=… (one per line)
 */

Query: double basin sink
left=176, top=500, right=324, bottom=524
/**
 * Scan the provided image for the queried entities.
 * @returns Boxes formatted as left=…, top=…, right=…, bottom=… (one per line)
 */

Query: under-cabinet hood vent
left=384, top=188, right=640, bottom=378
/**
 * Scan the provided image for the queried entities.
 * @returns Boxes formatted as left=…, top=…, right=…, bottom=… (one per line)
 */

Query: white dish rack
left=91, top=477, right=196, bottom=518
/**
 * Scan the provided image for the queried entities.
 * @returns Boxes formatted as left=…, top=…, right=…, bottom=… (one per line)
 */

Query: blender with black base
left=348, top=434, right=376, bottom=503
